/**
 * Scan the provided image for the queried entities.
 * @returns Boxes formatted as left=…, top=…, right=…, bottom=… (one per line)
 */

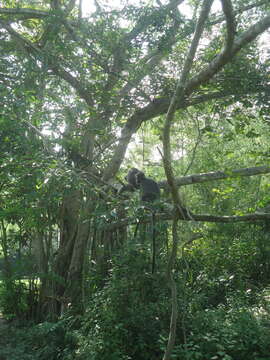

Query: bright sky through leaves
left=81, top=0, right=222, bottom=17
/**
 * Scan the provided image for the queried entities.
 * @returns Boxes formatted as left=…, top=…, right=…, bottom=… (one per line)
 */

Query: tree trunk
left=0, top=220, right=11, bottom=279
left=51, top=190, right=81, bottom=315
left=163, top=215, right=180, bottom=360
left=64, top=213, right=92, bottom=313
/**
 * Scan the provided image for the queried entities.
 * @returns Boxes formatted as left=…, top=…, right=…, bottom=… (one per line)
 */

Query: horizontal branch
left=104, top=164, right=270, bottom=228
left=159, top=165, right=270, bottom=188
left=192, top=212, right=270, bottom=223
left=0, top=8, right=49, bottom=18
left=101, top=210, right=270, bottom=231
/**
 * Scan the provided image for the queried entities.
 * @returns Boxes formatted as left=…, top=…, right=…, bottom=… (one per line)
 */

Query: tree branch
left=112, top=3, right=184, bottom=117
left=163, top=0, right=214, bottom=219
left=102, top=126, right=134, bottom=181
left=191, top=212, right=270, bottom=223
left=126, top=85, right=264, bottom=128
left=101, top=210, right=270, bottom=231
left=118, top=0, right=265, bottom=104
left=125, top=0, right=184, bottom=42
left=0, top=20, right=94, bottom=107
left=129, top=12, right=270, bottom=126
left=159, top=165, right=270, bottom=188
left=0, top=8, right=49, bottom=18
left=186, top=12, right=270, bottom=94
left=103, top=82, right=267, bottom=181
left=210, top=1, right=268, bottom=26
left=220, top=0, right=235, bottom=51
left=162, top=213, right=179, bottom=360
left=115, top=13, right=270, bottom=138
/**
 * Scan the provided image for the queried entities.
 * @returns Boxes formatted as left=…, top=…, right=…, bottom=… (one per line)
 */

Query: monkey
left=135, top=171, right=160, bottom=203
left=132, top=170, right=160, bottom=274
left=118, top=167, right=141, bottom=195
left=126, top=168, right=141, bottom=189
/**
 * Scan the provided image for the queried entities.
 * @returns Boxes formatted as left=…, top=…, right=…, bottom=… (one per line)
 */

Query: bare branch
left=159, top=165, right=270, bottom=188
left=0, top=20, right=41, bottom=52
left=233, top=13, right=270, bottom=53
left=0, top=8, right=49, bottom=18
left=102, top=127, right=134, bottom=181
left=127, top=87, right=258, bottom=127
left=101, top=210, right=270, bottom=231
left=192, top=212, right=270, bottom=223
left=162, top=10, right=214, bottom=350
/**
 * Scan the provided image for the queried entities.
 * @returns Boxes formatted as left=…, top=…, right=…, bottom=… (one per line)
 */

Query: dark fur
left=135, top=171, right=160, bottom=203
left=126, top=167, right=141, bottom=190
left=134, top=170, right=160, bottom=274
left=118, top=168, right=141, bottom=195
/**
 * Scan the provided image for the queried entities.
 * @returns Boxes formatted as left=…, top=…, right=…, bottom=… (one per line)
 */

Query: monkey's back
left=140, top=178, right=160, bottom=202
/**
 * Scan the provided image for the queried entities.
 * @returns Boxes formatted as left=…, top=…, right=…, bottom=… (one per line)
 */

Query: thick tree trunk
left=46, top=190, right=99, bottom=316
left=33, top=231, right=51, bottom=319
left=51, top=190, right=81, bottom=315
left=64, top=214, right=92, bottom=313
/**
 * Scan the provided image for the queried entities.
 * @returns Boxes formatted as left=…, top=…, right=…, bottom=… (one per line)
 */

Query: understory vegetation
left=1, top=223, right=270, bottom=359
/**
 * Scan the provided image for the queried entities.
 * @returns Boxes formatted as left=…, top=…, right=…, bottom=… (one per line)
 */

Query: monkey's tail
left=151, top=211, right=156, bottom=274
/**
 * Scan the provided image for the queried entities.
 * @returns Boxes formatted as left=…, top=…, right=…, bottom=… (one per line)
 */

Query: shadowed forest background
left=1, top=0, right=270, bottom=359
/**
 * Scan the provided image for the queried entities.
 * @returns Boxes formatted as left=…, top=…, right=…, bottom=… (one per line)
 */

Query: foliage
left=1, top=230, right=270, bottom=359
left=76, top=248, right=170, bottom=360
left=172, top=301, right=270, bottom=360
left=0, top=281, right=28, bottom=320
left=0, top=319, right=78, bottom=360
left=185, top=222, right=270, bottom=298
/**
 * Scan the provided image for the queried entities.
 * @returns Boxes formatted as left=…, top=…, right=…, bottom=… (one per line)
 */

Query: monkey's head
left=135, top=171, right=146, bottom=185
left=125, top=167, right=139, bottom=180
left=125, top=168, right=141, bottom=188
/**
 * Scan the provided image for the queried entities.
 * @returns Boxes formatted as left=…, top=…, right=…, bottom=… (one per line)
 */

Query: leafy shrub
left=0, top=320, right=78, bottom=360
left=76, top=249, right=170, bottom=360
left=28, top=321, right=78, bottom=360
left=0, top=280, right=28, bottom=319
left=171, top=301, right=270, bottom=360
